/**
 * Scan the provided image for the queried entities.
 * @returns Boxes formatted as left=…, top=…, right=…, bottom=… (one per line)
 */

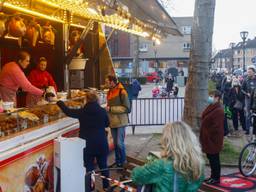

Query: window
left=181, top=26, right=192, bottom=35
left=139, top=43, right=148, bottom=52
left=183, top=43, right=191, bottom=51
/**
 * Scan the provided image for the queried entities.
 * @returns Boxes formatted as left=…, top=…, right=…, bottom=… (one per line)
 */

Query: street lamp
left=240, top=31, right=249, bottom=72
left=229, top=42, right=236, bottom=72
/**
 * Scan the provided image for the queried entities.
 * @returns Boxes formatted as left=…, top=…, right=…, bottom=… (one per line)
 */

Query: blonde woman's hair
left=161, top=121, right=204, bottom=180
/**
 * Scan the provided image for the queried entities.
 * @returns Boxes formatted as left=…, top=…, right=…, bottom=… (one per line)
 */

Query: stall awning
left=116, top=0, right=182, bottom=36
left=1, top=0, right=181, bottom=40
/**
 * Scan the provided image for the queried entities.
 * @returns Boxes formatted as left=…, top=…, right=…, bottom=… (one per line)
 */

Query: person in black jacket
left=230, top=80, right=246, bottom=133
left=57, top=91, right=110, bottom=191
left=166, top=74, right=174, bottom=97
left=222, top=75, right=232, bottom=136
left=242, top=66, right=256, bottom=134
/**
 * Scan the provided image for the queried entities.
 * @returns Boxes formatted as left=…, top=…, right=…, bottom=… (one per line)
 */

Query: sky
left=167, top=0, right=256, bottom=51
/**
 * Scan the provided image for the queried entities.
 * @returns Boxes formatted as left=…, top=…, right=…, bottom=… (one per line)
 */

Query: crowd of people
left=0, top=52, right=235, bottom=191
left=55, top=74, right=209, bottom=192
left=212, top=66, right=256, bottom=138
left=152, top=74, right=179, bottom=98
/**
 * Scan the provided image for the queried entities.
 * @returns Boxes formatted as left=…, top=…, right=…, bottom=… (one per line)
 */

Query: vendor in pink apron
left=0, top=51, right=44, bottom=106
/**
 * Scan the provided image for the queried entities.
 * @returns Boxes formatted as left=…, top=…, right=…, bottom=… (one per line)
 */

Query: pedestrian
left=250, top=87, right=256, bottom=138
left=57, top=91, right=110, bottom=191
left=27, top=57, right=57, bottom=107
left=122, top=80, right=133, bottom=101
left=105, top=75, right=130, bottom=167
left=200, top=90, right=224, bottom=184
left=222, top=75, right=232, bottom=136
left=230, top=80, right=246, bottom=134
left=132, top=122, right=204, bottom=192
left=166, top=74, right=174, bottom=97
left=242, top=65, right=256, bottom=134
left=131, top=78, right=141, bottom=99
left=172, top=83, right=179, bottom=97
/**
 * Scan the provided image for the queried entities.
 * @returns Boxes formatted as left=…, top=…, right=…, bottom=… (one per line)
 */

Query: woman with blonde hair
left=132, top=121, right=204, bottom=192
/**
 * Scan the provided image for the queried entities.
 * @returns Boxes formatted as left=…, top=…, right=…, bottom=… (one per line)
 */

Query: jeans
left=207, top=153, right=221, bottom=180
left=232, top=108, right=246, bottom=131
left=84, top=150, right=109, bottom=191
left=111, top=127, right=126, bottom=165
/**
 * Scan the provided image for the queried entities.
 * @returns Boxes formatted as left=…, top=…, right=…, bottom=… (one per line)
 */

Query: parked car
left=145, top=72, right=161, bottom=82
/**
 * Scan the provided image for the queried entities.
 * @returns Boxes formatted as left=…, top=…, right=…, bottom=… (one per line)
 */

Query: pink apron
left=0, top=85, right=17, bottom=106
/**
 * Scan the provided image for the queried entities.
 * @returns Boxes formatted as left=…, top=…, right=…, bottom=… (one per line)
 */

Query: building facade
left=106, top=17, right=193, bottom=76
left=213, top=37, right=256, bottom=72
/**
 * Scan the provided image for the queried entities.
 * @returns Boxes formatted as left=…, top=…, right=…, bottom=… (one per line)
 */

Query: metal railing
left=129, top=97, right=184, bottom=133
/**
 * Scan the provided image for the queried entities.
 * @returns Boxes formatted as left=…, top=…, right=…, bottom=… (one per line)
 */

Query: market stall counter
left=0, top=97, right=85, bottom=192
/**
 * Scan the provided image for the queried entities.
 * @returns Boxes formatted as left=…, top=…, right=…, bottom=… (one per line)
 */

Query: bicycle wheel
left=239, top=142, right=256, bottom=177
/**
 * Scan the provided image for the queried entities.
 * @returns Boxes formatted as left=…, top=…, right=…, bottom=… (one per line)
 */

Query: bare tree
left=183, top=0, right=216, bottom=131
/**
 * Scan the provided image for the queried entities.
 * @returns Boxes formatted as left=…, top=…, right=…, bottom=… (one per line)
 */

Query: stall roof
left=1, top=0, right=181, bottom=39
left=116, top=0, right=182, bottom=36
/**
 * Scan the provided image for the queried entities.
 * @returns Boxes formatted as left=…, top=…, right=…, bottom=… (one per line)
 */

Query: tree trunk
left=183, top=0, right=216, bottom=131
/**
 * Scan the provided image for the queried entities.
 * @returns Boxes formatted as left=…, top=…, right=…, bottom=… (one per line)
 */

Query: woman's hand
left=43, top=92, right=55, bottom=102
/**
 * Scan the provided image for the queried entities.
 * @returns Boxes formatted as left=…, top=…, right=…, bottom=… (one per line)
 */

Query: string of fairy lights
left=1, top=0, right=162, bottom=43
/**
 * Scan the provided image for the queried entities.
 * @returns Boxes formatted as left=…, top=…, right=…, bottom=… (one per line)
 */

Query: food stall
left=0, top=0, right=181, bottom=191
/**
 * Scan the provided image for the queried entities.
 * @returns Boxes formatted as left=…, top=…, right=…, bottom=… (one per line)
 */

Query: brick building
left=106, top=17, right=193, bottom=77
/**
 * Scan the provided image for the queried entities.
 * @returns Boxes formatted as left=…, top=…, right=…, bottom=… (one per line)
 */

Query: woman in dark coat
left=200, top=90, right=224, bottom=185
left=57, top=91, right=110, bottom=191
left=230, top=80, right=246, bottom=132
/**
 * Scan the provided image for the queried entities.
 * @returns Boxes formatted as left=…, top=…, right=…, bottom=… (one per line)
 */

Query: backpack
left=119, top=88, right=131, bottom=113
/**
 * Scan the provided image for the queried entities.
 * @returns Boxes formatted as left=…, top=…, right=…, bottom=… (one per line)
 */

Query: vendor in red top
left=26, top=57, right=57, bottom=106
left=0, top=51, right=44, bottom=105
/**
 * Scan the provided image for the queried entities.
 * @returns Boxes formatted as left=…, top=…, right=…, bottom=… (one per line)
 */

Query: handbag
left=234, top=100, right=243, bottom=110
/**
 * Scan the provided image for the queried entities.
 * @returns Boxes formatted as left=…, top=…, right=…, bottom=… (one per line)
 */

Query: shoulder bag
left=233, top=99, right=243, bottom=110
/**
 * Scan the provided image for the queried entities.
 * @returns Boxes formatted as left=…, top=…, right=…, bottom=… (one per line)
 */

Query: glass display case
left=0, top=89, right=107, bottom=140
left=0, top=96, right=86, bottom=139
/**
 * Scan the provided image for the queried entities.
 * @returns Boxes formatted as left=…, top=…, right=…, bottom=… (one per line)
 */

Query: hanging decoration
left=0, top=13, right=6, bottom=37
left=1, top=0, right=166, bottom=41
left=7, top=15, right=26, bottom=37
left=41, top=22, right=55, bottom=45
left=25, top=18, right=41, bottom=47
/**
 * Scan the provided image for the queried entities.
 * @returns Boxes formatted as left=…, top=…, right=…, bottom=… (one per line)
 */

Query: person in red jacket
left=26, top=57, right=57, bottom=106
left=200, top=90, right=224, bottom=185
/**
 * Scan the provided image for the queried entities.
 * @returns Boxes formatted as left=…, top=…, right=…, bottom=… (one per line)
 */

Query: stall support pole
left=64, top=19, right=94, bottom=92
left=92, top=28, right=115, bottom=66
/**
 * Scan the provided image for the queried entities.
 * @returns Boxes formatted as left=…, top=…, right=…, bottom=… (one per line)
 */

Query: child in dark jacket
left=57, top=91, right=110, bottom=191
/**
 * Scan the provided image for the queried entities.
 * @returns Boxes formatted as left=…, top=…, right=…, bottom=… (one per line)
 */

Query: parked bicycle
left=238, top=113, right=256, bottom=177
